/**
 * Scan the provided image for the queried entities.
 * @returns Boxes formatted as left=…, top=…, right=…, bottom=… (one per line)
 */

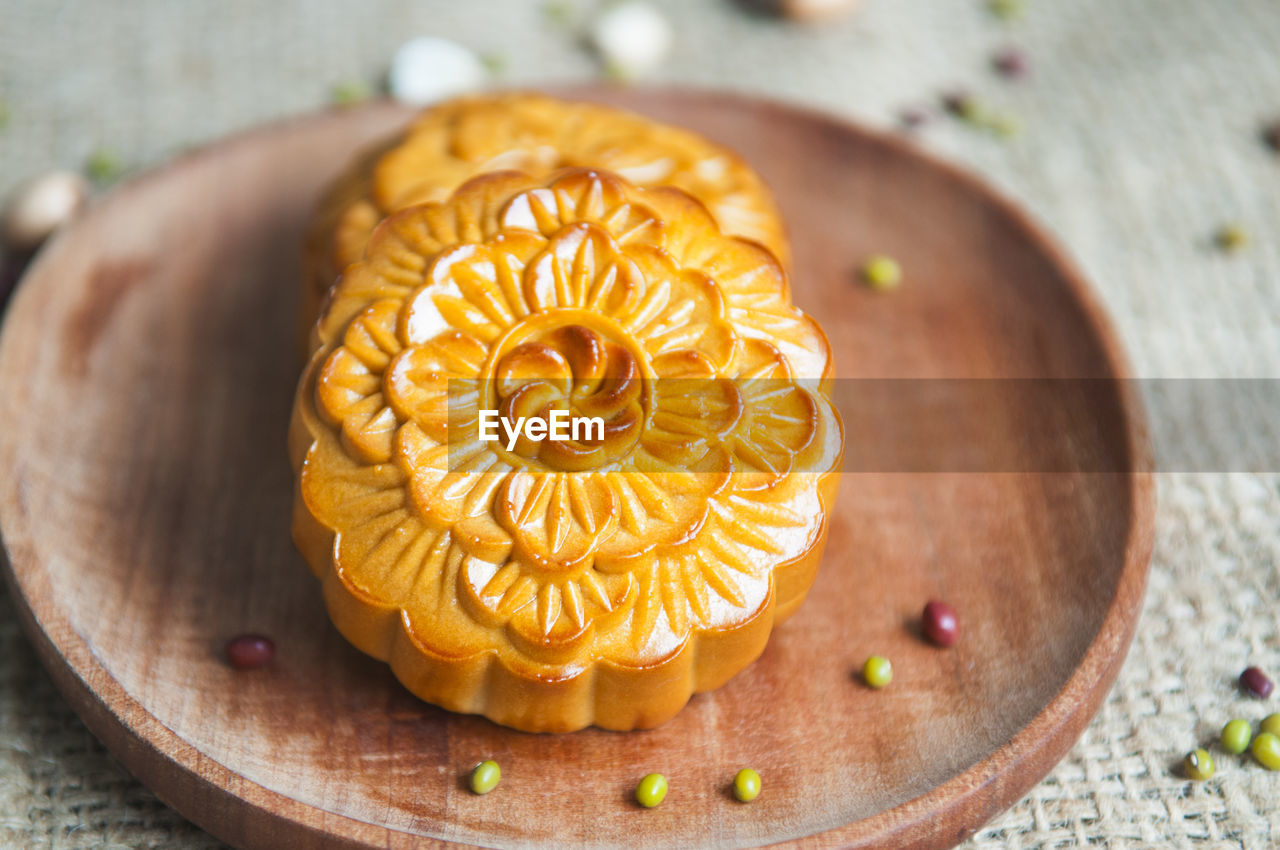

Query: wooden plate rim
left=0, top=87, right=1156, bottom=850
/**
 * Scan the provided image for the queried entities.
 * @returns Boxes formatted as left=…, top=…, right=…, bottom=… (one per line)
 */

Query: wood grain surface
left=0, top=88, right=1154, bottom=850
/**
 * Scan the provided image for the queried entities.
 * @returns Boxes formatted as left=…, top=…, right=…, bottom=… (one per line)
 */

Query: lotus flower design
left=291, top=168, right=841, bottom=730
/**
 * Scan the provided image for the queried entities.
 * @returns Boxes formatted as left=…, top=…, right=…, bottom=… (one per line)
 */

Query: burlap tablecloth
left=2, top=0, right=1278, bottom=847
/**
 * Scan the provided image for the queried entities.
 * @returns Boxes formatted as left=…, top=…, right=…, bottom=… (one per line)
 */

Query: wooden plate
left=0, top=88, right=1153, bottom=850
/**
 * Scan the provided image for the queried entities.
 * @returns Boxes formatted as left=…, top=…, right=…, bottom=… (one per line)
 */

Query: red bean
left=993, top=47, right=1029, bottom=78
left=225, top=634, right=275, bottom=670
left=922, top=600, right=959, bottom=647
left=1241, top=666, right=1274, bottom=699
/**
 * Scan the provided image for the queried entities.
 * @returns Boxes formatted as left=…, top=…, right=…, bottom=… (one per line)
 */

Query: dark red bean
left=1241, top=666, right=1274, bottom=699
left=922, top=600, right=959, bottom=647
left=225, top=634, right=275, bottom=670
left=993, top=47, right=1028, bottom=78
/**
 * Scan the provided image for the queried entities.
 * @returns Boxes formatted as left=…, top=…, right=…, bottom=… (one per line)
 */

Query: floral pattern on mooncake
left=290, top=169, right=841, bottom=732
left=300, top=93, right=791, bottom=343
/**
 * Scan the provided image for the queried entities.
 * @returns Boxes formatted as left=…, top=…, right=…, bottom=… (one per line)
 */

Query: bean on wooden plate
left=733, top=768, right=762, bottom=802
left=469, top=760, right=501, bottom=795
left=922, top=600, right=959, bottom=647
left=224, top=634, right=275, bottom=670
left=635, top=772, right=668, bottom=808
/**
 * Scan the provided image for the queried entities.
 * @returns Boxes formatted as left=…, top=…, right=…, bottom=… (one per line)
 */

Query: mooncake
left=289, top=168, right=842, bottom=732
left=300, top=92, right=791, bottom=343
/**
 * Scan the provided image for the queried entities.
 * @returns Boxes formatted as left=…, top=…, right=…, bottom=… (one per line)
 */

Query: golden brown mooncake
left=289, top=168, right=842, bottom=733
left=300, top=92, right=791, bottom=343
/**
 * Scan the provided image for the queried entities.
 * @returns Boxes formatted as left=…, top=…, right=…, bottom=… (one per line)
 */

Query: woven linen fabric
left=1, top=0, right=1278, bottom=847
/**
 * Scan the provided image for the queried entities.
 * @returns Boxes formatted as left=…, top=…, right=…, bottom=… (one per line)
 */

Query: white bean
left=388, top=37, right=487, bottom=106
left=591, top=2, right=672, bottom=80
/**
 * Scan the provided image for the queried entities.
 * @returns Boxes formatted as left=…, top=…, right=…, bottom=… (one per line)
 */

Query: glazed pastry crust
left=300, top=92, right=791, bottom=347
left=290, top=169, right=840, bottom=732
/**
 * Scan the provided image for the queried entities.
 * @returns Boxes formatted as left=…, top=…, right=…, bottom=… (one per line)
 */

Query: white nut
left=388, top=37, right=487, bottom=106
left=1, top=171, right=90, bottom=254
left=591, top=2, right=672, bottom=80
